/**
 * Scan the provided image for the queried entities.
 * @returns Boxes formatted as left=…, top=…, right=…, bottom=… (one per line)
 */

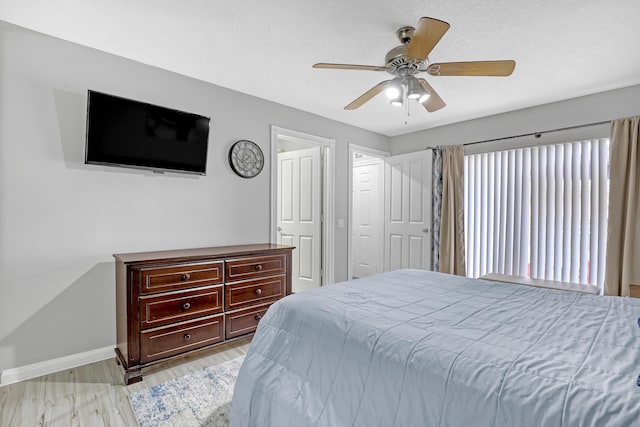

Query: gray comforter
left=230, top=269, right=640, bottom=426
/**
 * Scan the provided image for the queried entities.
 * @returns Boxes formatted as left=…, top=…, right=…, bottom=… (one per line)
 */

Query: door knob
left=277, top=226, right=282, bottom=232
left=422, top=228, right=430, bottom=233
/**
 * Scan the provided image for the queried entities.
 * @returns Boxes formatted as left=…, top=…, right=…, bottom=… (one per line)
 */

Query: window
left=464, top=138, right=610, bottom=289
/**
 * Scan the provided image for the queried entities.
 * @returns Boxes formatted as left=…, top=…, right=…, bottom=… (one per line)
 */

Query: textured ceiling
left=1, top=0, right=639, bottom=137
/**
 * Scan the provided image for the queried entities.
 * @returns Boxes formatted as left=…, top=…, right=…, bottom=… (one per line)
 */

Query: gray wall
left=390, top=84, right=640, bottom=153
left=0, top=22, right=389, bottom=372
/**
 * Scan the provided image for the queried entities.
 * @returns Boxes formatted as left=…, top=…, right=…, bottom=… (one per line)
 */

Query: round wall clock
left=228, top=140, right=264, bottom=178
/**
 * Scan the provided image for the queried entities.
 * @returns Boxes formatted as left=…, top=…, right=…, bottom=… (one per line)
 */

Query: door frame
left=347, top=143, right=390, bottom=280
left=270, top=125, right=335, bottom=285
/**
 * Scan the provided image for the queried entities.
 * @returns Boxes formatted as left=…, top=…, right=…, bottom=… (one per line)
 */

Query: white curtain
left=464, top=139, right=610, bottom=289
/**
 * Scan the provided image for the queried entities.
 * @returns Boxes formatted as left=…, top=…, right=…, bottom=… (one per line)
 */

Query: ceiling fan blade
left=417, top=79, right=446, bottom=112
left=313, top=63, right=388, bottom=72
left=406, top=17, right=450, bottom=60
left=427, top=60, right=516, bottom=76
left=344, top=80, right=391, bottom=110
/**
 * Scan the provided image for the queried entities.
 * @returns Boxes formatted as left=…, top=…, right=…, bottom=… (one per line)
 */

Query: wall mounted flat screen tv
left=85, top=90, right=211, bottom=175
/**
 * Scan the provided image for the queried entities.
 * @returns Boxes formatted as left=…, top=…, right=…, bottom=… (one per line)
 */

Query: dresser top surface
left=114, top=243, right=294, bottom=264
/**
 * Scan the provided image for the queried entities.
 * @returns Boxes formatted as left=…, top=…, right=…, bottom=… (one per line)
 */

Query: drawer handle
left=255, top=314, right=262, bottom=322
left=181, top=273, right=191, bottom=281
left=182, top=302, right=191, bottom=310
left=183, top=334, right=191, bottom=341
left=255, top=288, right=262, bottom=295
left=255, top=264, right=263, bottom=271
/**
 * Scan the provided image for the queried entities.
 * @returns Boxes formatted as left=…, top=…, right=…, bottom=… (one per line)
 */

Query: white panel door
left=277, top=147, right=322, bottom=292
left=384, top=150, right=431, bottom=271
left=352, top=159, right=383, bottom=278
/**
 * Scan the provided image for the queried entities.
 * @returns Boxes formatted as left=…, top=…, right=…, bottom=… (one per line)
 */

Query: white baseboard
left=0, top=346, right=114, bottom=386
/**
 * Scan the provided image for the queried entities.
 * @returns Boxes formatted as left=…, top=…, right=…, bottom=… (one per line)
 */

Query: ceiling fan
left=313, top=17, right=515, bottom=113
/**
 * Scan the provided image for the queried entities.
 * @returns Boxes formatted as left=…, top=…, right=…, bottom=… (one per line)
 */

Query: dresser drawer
left=225, top=254, right=286, bottom=281
left=225, top=275, right=285, bottom=310
left=138, top=261, right=223, bottom=294
left=225, top=304, right=272, bottom=339
left=140, top=314, right=224, bottom=363
left=139, top=285, right=223, bottom=329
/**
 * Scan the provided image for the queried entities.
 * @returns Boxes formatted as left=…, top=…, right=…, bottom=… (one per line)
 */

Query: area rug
left=128, top=356, right=245, bottom=427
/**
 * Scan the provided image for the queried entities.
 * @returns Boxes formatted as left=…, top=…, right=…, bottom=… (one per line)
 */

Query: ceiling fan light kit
left=312, top=16, right=516, bottom=114
left=386, top=76, right=429, bottom=108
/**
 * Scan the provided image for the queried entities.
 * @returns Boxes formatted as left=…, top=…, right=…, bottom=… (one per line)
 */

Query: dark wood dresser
left=113, top=243, right=294, bottom=384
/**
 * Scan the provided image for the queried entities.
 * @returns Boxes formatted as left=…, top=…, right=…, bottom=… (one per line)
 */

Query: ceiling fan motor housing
left=385, top=25, right=431, bottom=76
left=385, top=44, right=428, bottom=76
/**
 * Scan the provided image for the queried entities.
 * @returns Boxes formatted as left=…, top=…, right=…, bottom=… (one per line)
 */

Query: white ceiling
left=1, top=0, right=640, bottom=137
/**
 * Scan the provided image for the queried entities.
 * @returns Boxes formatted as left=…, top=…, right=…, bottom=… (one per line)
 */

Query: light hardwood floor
left=0, top=338, right=251, bottom=426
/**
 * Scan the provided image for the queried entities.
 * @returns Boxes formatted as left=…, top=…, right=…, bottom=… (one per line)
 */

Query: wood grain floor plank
left=0, top=338, right=250, bottom=426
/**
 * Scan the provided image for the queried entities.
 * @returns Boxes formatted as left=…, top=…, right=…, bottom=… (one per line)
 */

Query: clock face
left=229, top=140, right=264, bottom=178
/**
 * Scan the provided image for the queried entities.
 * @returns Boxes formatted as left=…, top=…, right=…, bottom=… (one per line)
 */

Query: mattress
left=230, top=269, right=640, bottom=426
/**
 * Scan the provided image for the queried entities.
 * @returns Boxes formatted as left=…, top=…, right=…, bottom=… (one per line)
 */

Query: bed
left=230, top=269, right=640, bottom=426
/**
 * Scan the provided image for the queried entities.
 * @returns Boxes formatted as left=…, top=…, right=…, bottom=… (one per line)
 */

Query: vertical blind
left=464, top=138, right=610, bottom=289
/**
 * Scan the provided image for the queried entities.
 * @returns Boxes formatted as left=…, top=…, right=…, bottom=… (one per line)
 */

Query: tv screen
left=85, top=90, right=210, bottom=175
